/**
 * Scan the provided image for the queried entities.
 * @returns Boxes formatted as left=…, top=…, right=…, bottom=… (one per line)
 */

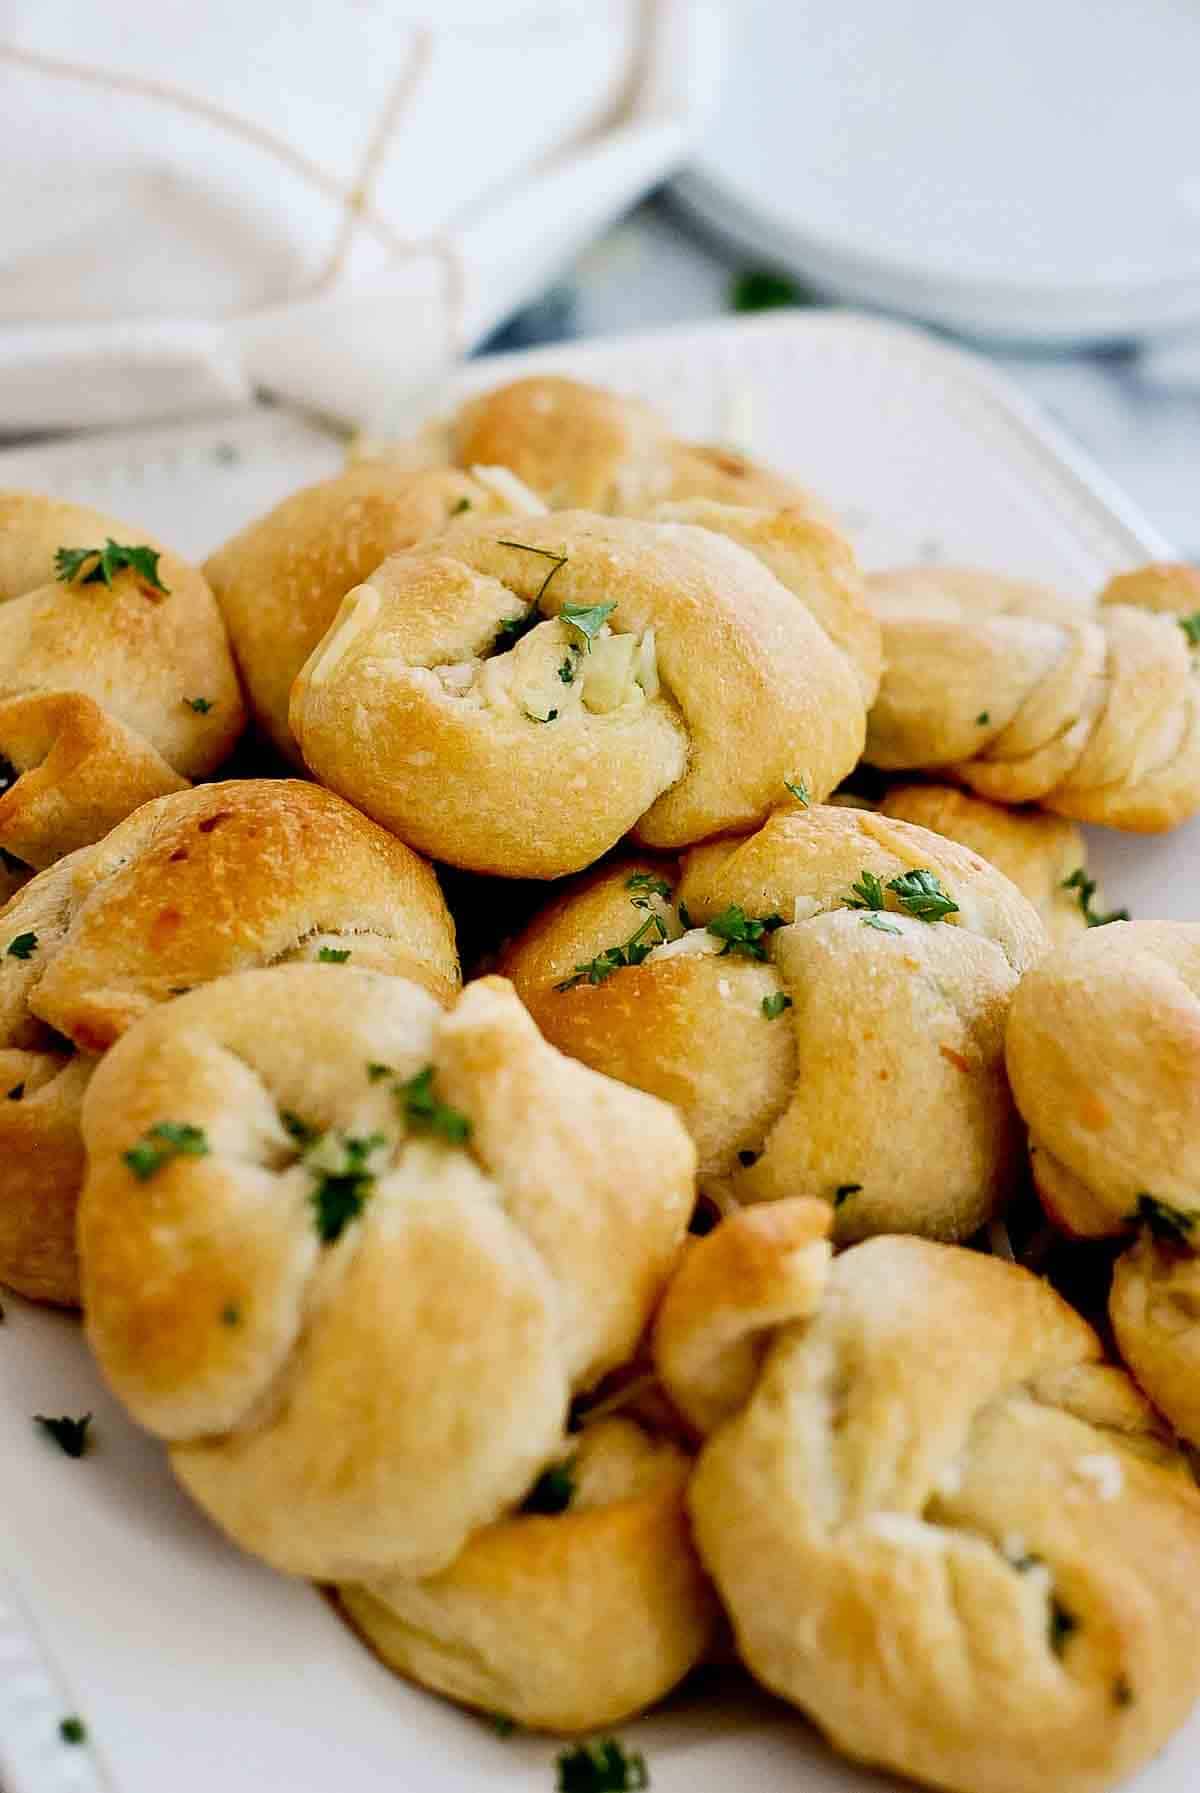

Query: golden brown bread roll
left=1006, top=920, right=1200, bottom=1442
left=501, top=804, right=1046, bottom=1241
left=1005, top=921, right=1199, bottom=1241
left=876, top=784, right=1099, bottom=944
left=865, top=563, right=1200, bottom=831
left=655, top=1210, right=1200, bottom=1793
left=419, top=374, right=831, bottom=518
left=205, top=463, right=531, bottom=760
left=339, top=1414, right=716, bottom=1732
left=0, top=494, right=244, bottom=869
left=650, top=498, right=880, bottom=705
left=0, top=779, right=458, bottom=1306
left=1100, top=560, right=1200, bottom=615
left=290, top=509, right=877, bottom=879
left=79, top=969, right=695, bottom=1581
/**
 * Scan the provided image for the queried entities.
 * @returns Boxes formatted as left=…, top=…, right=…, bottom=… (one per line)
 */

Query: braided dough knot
left=0, top=494, right=244, bottom=870
left=1007, top=919, right=1200, bottom=1447
left=290, top=511, right=878, bottom=878
left=79, top=969, right=694, bottom=1581
left=654, top=1213, right=1200, bottom=1793
left=504, top=805, right=1046, bottom=1241
left=866, top=564, right=1200, bottom=831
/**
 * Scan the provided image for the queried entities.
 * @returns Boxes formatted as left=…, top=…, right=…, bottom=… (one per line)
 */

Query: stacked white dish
left=675, top=0, right=1200, bottom=345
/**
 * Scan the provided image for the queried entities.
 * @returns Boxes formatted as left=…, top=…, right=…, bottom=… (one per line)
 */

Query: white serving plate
left=0, top=308, right=1195, bottom=1793
left=674, top=0, right=1200, bottom=345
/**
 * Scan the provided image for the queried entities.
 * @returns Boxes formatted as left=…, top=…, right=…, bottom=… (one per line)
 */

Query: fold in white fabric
left=0, top=0, right=722, bottom=431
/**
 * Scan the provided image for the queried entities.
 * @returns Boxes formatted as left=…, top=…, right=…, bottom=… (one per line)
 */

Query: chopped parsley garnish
left=626, top=872, right=673, bottom=901
left=888, top=868, right=959, bottom=922
left=762, top=992, right=792, bottom=1019
left=1061, top=867, right=1128, bottom=928
left=496, top=539, right=568, bottom=606
left=317, top=946, right=351, bottom=962
left=846, top=870, right=887, bottom=911
left=1113, top=1676, right=1134, bottom=1709
left=730, top=267, right=803, bottom=312
left=522, top=1459, right=575, bottom=1515
left=7, top=1082, right=23, bottom=1101
left=1131, top=1193, right=1194, bottom=1247
left=55, top=540, right=169, bottom=594
left=706, top=904, right=785, bottom=960
left=309, top=1133, right=385, bottom=1243
left=366, top=1062, right=392, bottom=1083
left=846, top=866, right=957, bottom=925
left=59, top=1717, right=87, bottom=1745
left=677, top=900, right=694, bottom=930
left=397, top=1065, right=472, bottom=1144
left=495, top=609, right=541, bottom=649
left=1049, top=1597, right=1078, bottom=1657
left=525, top=707, right=558, bottom=724
left=6, top=931, right=38, bottom=959
left=558, top=655, right=577, bottom=684
left=834, top=1183, right=862, bottom=1207
left=451, top=496, right=472, bottom=516
left=556, top=1737, right=648, bottom=1792
left=488, top=1712, right=516, bottom=1736
left=184, top=696, right=213, bottom=713
left=976, top=711, right=990, bottom=725
left=123, top=1121, right=209, bottom=1181
left=561, top=600, right=616, bottom=649
left=861, top=913, right=901, bottom=935
left=784, top=775, right=811, bottom=807
left=220, top=1303, right=241, bottom=1327
left=36, top=1413, right=92, bottom=1458
left=556, top=910, right=669, bottom=989
left=1180, top=613, right=1200, bottom=646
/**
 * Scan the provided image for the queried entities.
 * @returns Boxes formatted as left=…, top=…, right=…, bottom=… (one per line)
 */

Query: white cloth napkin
left=0, top=0, right=723, bottom=433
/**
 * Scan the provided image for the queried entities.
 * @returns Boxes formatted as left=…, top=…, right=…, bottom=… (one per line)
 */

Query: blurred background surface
left=1, top=0, right=1196, bottom=551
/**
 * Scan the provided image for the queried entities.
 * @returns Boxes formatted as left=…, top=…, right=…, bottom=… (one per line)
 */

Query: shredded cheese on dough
left=468, top=464, right=549, bottom=514
left=1072, top=1454, right=1124, bottom=1501
left=646, top=928, right=722, bottom=964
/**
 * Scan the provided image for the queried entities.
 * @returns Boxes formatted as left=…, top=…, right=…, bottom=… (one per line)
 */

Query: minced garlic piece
left=468, top=464, right=549, bottom=514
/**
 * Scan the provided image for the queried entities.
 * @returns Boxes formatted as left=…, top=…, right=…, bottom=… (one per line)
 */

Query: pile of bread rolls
left=6, top=373, right=1200, bottom=1793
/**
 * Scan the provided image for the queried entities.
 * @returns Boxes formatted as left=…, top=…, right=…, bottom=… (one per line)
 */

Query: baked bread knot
left=1006, top=920, right=1200, bottom=1442
left=290, top=510, right=875, bottom=879
left=205, top=463, right=534, bottom=760
left=427, top=374, right=833, bottom=518
left=1100, top=561, right=1200, bottom=615
left=876, top=785, right=1098, bottom=944
left=0, top=494, right=244, bottom=872
left=502, top=804, right=1045, bottom=1242
left=649, top=498, right=880, bottom=705
left=0, top=779, right=458, bottom=1305
left=79, top=970, right=695, bottom=1581
left=654, top=1215, right=1200, bottom=1793
left=339, top=1413, right=717, bottom=1732
left=865, top=563, right=1200, bottom=831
